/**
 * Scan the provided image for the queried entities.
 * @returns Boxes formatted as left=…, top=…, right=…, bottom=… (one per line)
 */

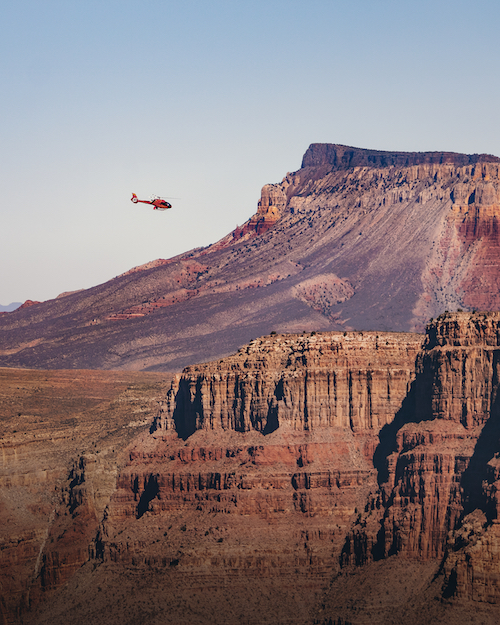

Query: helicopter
left=131, top=193, right=172, bottom=211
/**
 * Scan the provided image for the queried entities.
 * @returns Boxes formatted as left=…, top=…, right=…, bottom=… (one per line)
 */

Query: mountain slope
left=1, top=143, right=500, bottom=371
left=0, top=303, right=21, bottom=312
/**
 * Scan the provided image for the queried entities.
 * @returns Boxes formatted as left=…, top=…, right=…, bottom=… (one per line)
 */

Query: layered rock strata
left=21, top=331, right=417, bottom=625
left=3, top=145, right=500, bottom=371
left=98, top=315, right=500, bottom=623
left=154, top=331, right=422, bottom=436
left=0, top=369, right=170, bottom=625
left=53, top=331, right=421, bottom=625
left=6, top=313, right=500, bottom=625
left=339, top=312, right=500, bottom=616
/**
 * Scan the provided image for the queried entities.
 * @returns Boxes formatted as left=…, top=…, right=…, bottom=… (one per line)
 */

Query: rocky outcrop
left=293, top=275, right=355, bottom=321
left=231, top=182, right=287, bottom=241
left=414, top=162, right=500, bottom=322
left=340, top=312, right=500, bottom=615
left=65, top=331, right=420, bottom=625
left=301, top=143, right=500, bottom=170
left=50, top=314, right=500, bottom=625
left=5, top=315, right=500, bottom=624
left=17, top=300, right=41, bottom=310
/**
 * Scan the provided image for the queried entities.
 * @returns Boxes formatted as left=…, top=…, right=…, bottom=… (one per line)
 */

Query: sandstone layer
left=13, top=330, right=420, bottom=625
left=1, top=314, right=497, bottom=624
left=335, top=312, right=500, bottom=623
left=2, top=145, right=500, bottom=370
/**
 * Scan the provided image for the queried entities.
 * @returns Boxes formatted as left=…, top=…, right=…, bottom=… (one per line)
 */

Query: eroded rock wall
left=0, top=370, right=170, bottom=625
left=79, top=331, right=421, bottom=625
left=154, top=331, right=422, bottom=437
left=342, top=312, right=500, bottom=607
left=8, top=314, right=500, bottom=625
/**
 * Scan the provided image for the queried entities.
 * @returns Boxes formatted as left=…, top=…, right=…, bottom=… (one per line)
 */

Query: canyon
left=2, top=312, right=500, bottom=624
left=3, top=143, right=500, bottom=623
left=2, top=144, right=500, bottom=371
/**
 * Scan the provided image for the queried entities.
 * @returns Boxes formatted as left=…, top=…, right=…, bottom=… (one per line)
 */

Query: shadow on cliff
left=365, top=367, right=436, bottom=562
left=171, top=377, right=280, bottom=440
left=460, top=379, right=500, bottom=521
left=373, top=360, right=435, bottom=486
left=373, top=381, right=417, bottom=486
left=172, top=379, right=199, bottom=440
left=135, top=474, right=160, bottom=518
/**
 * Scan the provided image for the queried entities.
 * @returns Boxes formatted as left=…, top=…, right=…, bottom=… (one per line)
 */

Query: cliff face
left=3, top=144, right=500, bottom=371
left=154, top=331, right=421, bottom=436
left=339, top=312, right=500, bottom=615
left=0, top=370, right=170, bottom=625
left=290, top=149, right=500, bottom=333
left=149, top=316, right=500, bottom=614
left=71, top=332, right=417, bottom=624
left=5, top=317, right=500, bottom=624
left=300, top=143, right=500, bottom=170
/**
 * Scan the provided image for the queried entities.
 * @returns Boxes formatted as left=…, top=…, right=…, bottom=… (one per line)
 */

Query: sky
left=2, top=0, right=500, bottom=305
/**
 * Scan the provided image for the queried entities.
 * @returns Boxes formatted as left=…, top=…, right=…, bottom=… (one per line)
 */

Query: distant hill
left=1, top=143, right=500, bottom=371
left=0, top=302, right=21, bottom=312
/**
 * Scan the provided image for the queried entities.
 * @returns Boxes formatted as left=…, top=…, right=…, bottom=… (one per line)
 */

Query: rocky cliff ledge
left=81, top=331, right=421, bottom=625
left=95, top=315, right=500, bottom=624
left=0, top=370, right=170, bottom=625
left=154, top=331, right=421, bottom=437
left=301, top=143, right=500, bottom=170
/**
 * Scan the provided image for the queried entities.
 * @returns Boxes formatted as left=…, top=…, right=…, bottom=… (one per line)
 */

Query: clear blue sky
left=2, top=0, right=500, bottom=304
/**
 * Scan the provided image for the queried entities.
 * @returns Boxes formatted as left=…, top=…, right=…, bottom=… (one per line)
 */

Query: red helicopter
left=131, top=193, right=172, bottom=211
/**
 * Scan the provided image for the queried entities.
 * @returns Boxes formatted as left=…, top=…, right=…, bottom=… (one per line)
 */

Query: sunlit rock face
left=153, top=331, right=422, bottom=435
left=88, top=330, right=422, bottom=625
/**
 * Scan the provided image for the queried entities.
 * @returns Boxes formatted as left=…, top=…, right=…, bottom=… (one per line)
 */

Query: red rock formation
left=6, top=315, right=500, bottom=624
left=227, top=183, right=287, bottom=243
left=7, top=144, right=500, bottom=372
left=414, top=163, right=500, bottom=322
left=301, top=143, right=499, bottom=170
left=154, top=331, right=421, bottom=436
left=18, top=300, right=41, bottom=309
left=0, top=369, right=170, bottom=625
left=66, top=331, right=421, bottom=624
left=341, top=312, right=500, bottom=612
